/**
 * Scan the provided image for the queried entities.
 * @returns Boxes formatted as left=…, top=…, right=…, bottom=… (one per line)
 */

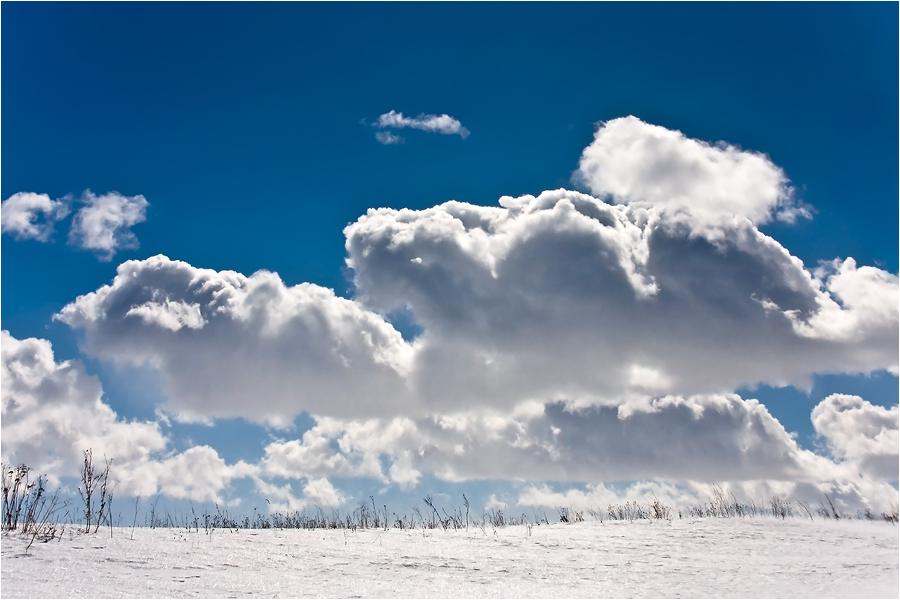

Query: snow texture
left=2, top=519, right=897, bottom=598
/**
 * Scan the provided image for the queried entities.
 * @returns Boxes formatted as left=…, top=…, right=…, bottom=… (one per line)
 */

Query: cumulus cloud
left=373, top=110, right=470, bottom=140
left=1, top=331, right=358, bottom=507
left=44, top=117, right=898, bottom=505
left=1, top=192, right=71, bottom=242
left=573, top=116, right=811, bottom=237
left=0, top=330, right=167, bottom=485
left=516, top=480, right=710, bottom=514
left=812, top=394, right=899, bottom=480
left=253, top=476, right=346, bottom=513
left=55, top=255, right=416, bottom=424
left=345, top=189, right=896, bottom=412
left=150, top=446, right=255, bottom=503
left=516, top=476, right=898, bottom=516
left=4, top=327, right=895, bottom=511
left=258, top=395, right=823, bottom=486
left=0, top=330, right=253, bottom=501
left=788, top=258, right=900, bottom=345
left=56, top=120, right=897, bottom=424
left=68, top=190, right=149, bottom=261
left=257, top=392, right=896, bottom=511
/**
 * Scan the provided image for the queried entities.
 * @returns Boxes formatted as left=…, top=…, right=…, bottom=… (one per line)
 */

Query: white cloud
left=373, top=110, right=470, bottom=139
left=255, top=392, right=897, bottom=511
left=484, top=494, right=507, bottom=511
left=259, top=394, right=823, bottom=485
left=1, top=330, right=167, bottom=491
left=68, top=190, right=149, bottom=261
left=1, top=192, right=71, bottom=242
left=43, top=118, right=898, bottom=506
left=345, top=188, right=896, bottom=411
left=301, top=477, right=346, bottom=508
left=788, top=258, right=900, bottom=345
left=261, top=419, right=381, bottom=481
left=56, top=123, right=897, bottom=421
left=4, top=332, right=895, bottom=511
left=375, top=131, right=404, bottom=145
left=0, top=330, right=253, bottom=502
left=517, top=481, right=701, bottom=513
left=811, top=394, right=898, bottom=480
left=573, top=116, right=810, bottom=238
left=253, top=476, right=346, bottom=513
left=126, top=299, right=206, bottom=332
left=261, top=415, right=419, bottom=486
left=1, top=189, right=151, bottom=261
left=516, top=477, right=898, bottom=516
left=150, top=446, right=255, bottom=503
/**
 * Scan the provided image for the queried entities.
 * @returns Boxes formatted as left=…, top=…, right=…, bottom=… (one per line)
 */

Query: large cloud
left=3, top=333, right=895, bottom=511
left=43, top=117, right=898, bottom=507
left=345, top=190, right=896, bottom=413
left=56, top=119, right=897, bottom=424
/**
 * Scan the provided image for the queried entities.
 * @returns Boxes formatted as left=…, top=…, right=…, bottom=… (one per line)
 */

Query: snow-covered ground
left=2, top=518, right=897, bottom=598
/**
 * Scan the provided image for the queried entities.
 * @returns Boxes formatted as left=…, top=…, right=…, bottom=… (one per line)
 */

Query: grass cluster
left=140, top=493, right=533, bottom=535
left=2, top=451, right=115, bottom=550
left=4, top=453, right=898, bottom=540
left=76, top=449, right=114, bottom=534
left=142, top=491, right=898, bottom=536
left=1, top=464, right=65, bottom=550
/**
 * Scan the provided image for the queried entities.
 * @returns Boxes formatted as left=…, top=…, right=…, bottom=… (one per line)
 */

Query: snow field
left=2, top=517, right=897, bottom=598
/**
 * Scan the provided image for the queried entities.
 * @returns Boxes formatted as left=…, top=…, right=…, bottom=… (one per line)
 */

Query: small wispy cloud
left=375, top=131, right=404, bottom=145
left=371, top=110, right=469, bottom=144
left=1, top=192, right=71, bottom=242
left=68, top=190, right=149, bottom=261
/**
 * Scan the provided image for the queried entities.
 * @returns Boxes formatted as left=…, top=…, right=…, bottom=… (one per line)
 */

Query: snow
left=2, top=518, right=897, bottom=598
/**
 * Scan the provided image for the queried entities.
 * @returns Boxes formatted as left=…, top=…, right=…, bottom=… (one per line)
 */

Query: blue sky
left=2, top=3, right=897, bottom=516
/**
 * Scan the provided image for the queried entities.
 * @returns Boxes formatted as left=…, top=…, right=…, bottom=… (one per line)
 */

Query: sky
left=2, top=3, right=898, bottom=518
